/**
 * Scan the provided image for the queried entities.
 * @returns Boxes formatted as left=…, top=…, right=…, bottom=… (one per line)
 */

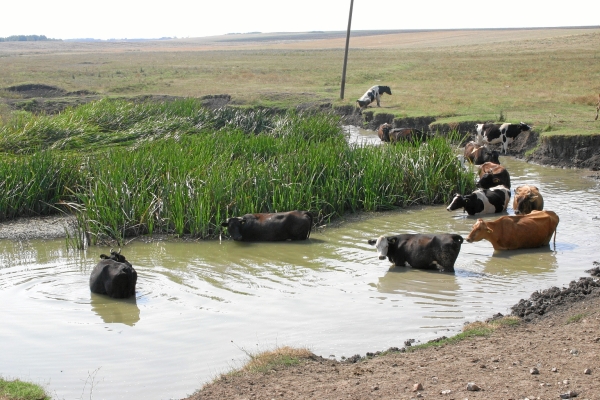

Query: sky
left=1, top=1, right=597, bottom=40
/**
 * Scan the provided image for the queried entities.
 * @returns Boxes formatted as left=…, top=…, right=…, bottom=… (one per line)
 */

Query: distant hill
left=0, top=35, right=60, bottom=42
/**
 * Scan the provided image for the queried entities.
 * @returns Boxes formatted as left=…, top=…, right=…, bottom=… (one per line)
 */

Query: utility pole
left=340, top=0, right=354, bottom=100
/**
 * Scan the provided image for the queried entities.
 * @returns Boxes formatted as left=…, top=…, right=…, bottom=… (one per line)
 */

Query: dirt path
left=187, top=274, right=600, bottom=400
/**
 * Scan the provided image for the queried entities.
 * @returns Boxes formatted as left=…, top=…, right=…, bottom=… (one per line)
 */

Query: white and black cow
left=446, top=185, right=510, bottom=216
left=221, top=210, right=312, bottom=241
left=475, top=123, right=500, bottom=145
left=356, top=85, right=392, bottom=113
left=89, top=250, right=137, bottom=299
left=479, top=122, right=531, bottom=154
left=367, top=233, right=463, bottom=272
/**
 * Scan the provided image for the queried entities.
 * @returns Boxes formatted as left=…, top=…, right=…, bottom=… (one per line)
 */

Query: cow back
left=227, top=211, right=312, bottom=241
left=484, top=211, right=559, bottom=250
left=386, top=233, right=463, bottom=272
left=90, top=259, right=137, bottom=299
left=477, top=162, right=510, bottom=189
left=513, top=185, right=544, bottom=215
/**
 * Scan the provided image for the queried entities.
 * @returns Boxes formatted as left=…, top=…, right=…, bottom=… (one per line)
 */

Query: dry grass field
left=1, top=27, right=600, bottom=134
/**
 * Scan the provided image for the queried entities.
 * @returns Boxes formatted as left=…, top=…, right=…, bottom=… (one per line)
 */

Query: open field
left=1, top=27, right=600, bottom=134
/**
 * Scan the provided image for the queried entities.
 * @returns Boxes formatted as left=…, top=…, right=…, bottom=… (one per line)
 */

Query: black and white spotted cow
left=446, top=185, right=511, bottom=216
left=478, top=122, right=531, bottom=154
left=356, top=85, right=392, bottom=113
left=475, top=123, right=500, bottom=145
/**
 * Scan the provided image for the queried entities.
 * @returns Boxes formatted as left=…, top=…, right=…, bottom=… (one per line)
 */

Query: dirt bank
left=187, top=272, right=600, bottom=400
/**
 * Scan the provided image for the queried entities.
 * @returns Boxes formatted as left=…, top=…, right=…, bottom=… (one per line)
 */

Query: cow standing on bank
left=221, top=211, right=312, bottom=241
left=367, top=233, right=463, bottom=272
left=477, top=122, right=531, bottom=154
left=356, top=85, right=392, bottom=113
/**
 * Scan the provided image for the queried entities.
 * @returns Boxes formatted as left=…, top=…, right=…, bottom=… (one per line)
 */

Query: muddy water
left=1, top=153, right=600, bottom=399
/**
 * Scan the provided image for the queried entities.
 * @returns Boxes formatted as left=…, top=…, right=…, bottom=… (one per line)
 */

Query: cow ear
left=367, top=239, right=376, bottom=245
left=493, top=178, right=500, bottom=183
left=220, top=220, right=229, bottom=227
left=486, top=228, right=493, bottom=234
left=388, top=237, right=397, bottom=244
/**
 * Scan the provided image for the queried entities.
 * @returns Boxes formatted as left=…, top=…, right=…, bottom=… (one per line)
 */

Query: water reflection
left=90, top=293, right=141, bottom=326
left=482, top=246, right=558, bottom=275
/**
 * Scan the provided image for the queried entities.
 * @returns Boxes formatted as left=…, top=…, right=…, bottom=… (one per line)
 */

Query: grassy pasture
left=1, top=28, right=600, bottom=134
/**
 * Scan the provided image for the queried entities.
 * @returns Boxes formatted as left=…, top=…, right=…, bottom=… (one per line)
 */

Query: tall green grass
left=0, top=99, right=474, bottom=243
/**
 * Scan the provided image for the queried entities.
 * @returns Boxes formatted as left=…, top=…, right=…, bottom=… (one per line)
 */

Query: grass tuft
left=0, top=377, right=50, bottom=400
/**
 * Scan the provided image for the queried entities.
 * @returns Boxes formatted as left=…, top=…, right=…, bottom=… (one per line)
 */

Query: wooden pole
left=340, top=0, right=354, bottom=100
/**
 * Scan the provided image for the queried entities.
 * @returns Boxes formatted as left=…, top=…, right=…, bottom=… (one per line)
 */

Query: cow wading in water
left=221, top=210, right=312, bottom=241
left=513, top=185, right=544, bottom=215
left=477, top=162, right=511, bottom=189
left=90, top=249, right=137, bottom=299
left=377, top=123, right=426, bottom=143
left=367, top=233, right=463, bottom=273
left=463, top=141, right=500, bottom=165
left=466, top=210, right=559, bottom=251
left=447, top=185, right=510, bottom=216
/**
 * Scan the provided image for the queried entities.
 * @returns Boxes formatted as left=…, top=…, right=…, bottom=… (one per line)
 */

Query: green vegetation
left=566, top=313, right=587, bottom=324
left=0, top=377, right=49, bottom=400
left=0, top=99, right=474, bottom=244
left=0, top=35, right=57, bottom=42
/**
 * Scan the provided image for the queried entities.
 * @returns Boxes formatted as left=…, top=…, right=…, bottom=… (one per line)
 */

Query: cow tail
left=305, top=211, right=313, bottom=239
left=553, top=226, right=557, bottom=250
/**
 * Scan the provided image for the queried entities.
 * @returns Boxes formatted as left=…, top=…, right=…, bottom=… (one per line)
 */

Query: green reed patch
left=0, top=100, right=474, bottom=243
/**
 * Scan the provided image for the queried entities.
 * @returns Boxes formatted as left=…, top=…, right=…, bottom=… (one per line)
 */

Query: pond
left=1, top=145, right=599, bottom=399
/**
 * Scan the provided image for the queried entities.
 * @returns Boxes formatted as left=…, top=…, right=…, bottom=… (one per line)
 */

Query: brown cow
left=465, top=210, right=559, bottom=250
left=464, top=141, right=500, bottom=165
left=513, top=185, right=544, bottom=215
left=377, top=123, right=426, bottom=143
left=477, top=162, right=511, bottom=189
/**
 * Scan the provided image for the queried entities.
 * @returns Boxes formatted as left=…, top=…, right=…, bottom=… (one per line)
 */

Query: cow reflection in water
left=90, top=293, right=140, bottom=326
left=367, top=233, right=463, bottom=273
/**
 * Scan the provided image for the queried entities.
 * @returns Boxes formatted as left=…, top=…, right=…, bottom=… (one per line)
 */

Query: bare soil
left=188, top=272, right=600, bottom=400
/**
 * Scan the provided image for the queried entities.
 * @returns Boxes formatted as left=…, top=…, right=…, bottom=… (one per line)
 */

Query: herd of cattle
left=90, top=121, right=560, bottom=298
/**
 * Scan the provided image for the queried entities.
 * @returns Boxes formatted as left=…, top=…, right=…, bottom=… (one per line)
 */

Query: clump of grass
left=232, top=345, right=315, bottom=375
left=566, top=313, right=587, bottom=324
left=407, top=316, right=521, bottom=352
left=0, top=376, right=50, bottom=400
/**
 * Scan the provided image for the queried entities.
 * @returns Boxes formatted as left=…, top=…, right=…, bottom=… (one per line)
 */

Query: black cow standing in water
left=89, top=249, right=137, bottom=299
left=367, top=233, right=463, bottom=273
left=221, top=211, right=312, bottom=241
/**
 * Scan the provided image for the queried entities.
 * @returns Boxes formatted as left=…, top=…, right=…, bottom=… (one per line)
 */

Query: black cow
left=367, top=233, right=463, bottom=273
left=221, top=210, right=312, bottom=241
left=89, top=250, right=137, bottom=299
left=446, top=185, right=510, bottom=216
left=480, top=122, right=531, bottom=154
left=464, top=141, right=500, bottom=165
left=356, top=85, right=392, bottom=113
left=477, top=162, right=511, bottom=189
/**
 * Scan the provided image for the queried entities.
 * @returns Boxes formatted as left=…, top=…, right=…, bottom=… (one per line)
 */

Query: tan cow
left=513, top=185, right=544, bottom=215
left=466, top=210, right=559, bottom=250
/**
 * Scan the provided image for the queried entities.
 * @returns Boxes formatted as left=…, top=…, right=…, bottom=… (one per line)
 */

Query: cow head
left=519, top=122, right=531, bottom=132
left=380, top=86, right=392, bottom=95
left=515, top=191, right=539, bottom=215
left=367, top=236, right=396, bottom=260
left=100, top=248, right=128, bottom=264
left=486, top=150, right=500, bottom=164
left=378, top=123, right=393, bottom=142
left=221, top=217, right=245, bottom=241
left=447, top=194, right=465, bottom=212
left=465, top=219, right=493, bottom=243
left=477, top=173, right=502, bottom=189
